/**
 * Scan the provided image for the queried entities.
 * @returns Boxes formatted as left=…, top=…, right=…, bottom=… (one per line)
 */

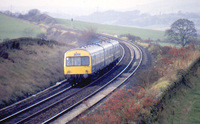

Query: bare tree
left=136, top=67, right=160, bottom=88
left=165, top=19, right=197, bottom=47
left=37, top=33, right=47, bottom=39
left=80, top=27, right=98, bottom=45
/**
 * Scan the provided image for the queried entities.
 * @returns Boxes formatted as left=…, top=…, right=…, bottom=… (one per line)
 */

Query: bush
left=136, top=67, right=160, bottom=88
left=79, top=87, right=158, bottom=124
left=120, top=34, right=142, bottom=41
left=37, top=33, right=47, bottom=39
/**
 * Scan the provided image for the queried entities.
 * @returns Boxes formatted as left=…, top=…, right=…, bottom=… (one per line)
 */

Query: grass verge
left=154, top=64, right=200, bottom=124
left=0, top=38, right=73, bottom=108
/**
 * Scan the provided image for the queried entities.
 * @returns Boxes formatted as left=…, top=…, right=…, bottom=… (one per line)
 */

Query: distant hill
left=18, top=9, right=57, bottom=25
left=76, top=10, right=200, bottom=33
left=2, top=9, right=57, bottom=25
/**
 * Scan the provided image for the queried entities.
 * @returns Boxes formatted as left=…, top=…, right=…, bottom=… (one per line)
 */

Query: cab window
left=81, top=56, right=90, bottom=66
left=66, top=56, right=89, bottom=66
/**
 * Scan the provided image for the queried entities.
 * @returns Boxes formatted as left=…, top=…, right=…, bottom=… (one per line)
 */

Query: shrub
left=79, top=87, right=158, bottom=123
left=37, top=33, right=47, bottom=39
left=121, top=34, right=142, bottom=41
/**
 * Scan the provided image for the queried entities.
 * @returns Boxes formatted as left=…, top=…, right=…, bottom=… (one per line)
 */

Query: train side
left=64, top=40, right=121, bottom=86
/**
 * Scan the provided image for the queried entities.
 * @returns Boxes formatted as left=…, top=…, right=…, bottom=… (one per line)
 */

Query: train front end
left=64, top=49, right=92, bottom=85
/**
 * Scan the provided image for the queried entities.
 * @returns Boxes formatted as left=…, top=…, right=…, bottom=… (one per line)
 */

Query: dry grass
left=135, top=41, right=150, bottom=48
left=147, top=44, right=200, bottom=123
left=151, top=79, right=170, bottom=91
left=150, top=45, right=200, bottom=93
left=0, top=43, right=73, bottom=108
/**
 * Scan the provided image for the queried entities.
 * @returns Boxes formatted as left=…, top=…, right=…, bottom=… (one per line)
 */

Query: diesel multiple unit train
left=64, top=40, right=121, bottom=86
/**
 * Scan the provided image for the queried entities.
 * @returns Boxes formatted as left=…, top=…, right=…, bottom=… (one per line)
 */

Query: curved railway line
left=0, top=38, right=143, bottom=124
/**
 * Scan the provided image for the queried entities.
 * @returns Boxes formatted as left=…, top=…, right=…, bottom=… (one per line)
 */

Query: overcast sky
left=0, top=0, right=200, bottom=15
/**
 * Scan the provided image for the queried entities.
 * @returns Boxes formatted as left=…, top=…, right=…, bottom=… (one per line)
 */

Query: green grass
left=155, top=67, right=200, bottom=124
left=0, top=13, right=44, bottom=42
left=56, top=18, right=165, bottom=40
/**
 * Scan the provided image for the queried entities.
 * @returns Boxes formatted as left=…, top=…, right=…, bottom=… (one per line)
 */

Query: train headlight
left=67, top=70, right=70, bottom=74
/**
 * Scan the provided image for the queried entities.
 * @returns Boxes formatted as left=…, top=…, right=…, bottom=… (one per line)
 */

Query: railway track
left=55, top=40, right=143, bottom=124
left=0, top=38, right=142, bottom=124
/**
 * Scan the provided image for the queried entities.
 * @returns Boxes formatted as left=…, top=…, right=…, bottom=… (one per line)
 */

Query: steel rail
left=0, top=85, right=72, bottom=123
left=42, top=41, right=137, bottom=124
left=44, top=40, right=143, bottom=124
left=0, top=79, right=68, bottom=112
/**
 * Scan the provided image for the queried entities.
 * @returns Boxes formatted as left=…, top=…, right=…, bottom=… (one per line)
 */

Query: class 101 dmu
left=64, top=39, right=121, bottom=86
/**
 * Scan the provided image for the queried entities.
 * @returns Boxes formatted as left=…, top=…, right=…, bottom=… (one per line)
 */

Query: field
left=0, top=13, right=165, bottom=41
left=0, top=13, right=44, bottom=42
left=56, top=18, right=165, bottom=40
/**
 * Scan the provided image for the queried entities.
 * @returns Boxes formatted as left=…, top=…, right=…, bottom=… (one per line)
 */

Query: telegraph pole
left=71, top=18, right=74, bottom=29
